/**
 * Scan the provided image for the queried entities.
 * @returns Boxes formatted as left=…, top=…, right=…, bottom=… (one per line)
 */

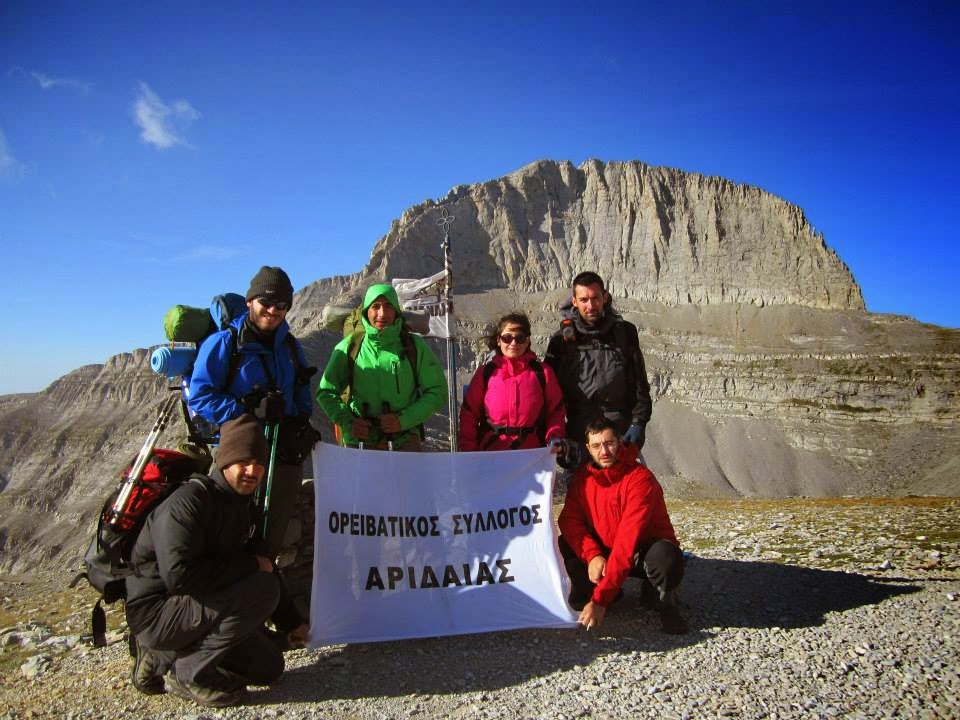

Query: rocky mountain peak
left=326, top=159, right=863, bottom=313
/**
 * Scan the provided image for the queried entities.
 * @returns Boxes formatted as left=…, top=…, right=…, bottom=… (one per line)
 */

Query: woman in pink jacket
left=459, top=312, right=567, bottom=451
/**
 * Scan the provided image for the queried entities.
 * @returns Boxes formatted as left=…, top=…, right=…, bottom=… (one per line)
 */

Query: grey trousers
left=135, top=571, right=283, bottom=686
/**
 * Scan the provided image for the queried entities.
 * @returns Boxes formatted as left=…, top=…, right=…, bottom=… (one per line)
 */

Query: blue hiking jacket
left=187, top=313, right=312, bottom=425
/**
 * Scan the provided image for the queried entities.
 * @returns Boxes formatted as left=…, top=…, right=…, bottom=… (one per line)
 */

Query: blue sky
left=1, top=1, right=958, bottom=394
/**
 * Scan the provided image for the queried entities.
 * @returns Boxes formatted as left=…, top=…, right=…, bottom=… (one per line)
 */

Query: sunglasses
left=257, top=297, right=290, bottom=311
left=499, top=333, right=528, bottom=345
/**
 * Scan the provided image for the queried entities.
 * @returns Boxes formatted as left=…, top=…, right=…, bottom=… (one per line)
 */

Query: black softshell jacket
left=544, top=305, right=652, bottom=440
left=124, top=469, right=261, bottom=633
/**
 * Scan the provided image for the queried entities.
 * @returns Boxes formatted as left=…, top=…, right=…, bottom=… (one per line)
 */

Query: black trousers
left=135, top=571, right=284, bottom=686
left=257, top=462, right=303, bottom=558
left=558, top=534, right=684, bottom=603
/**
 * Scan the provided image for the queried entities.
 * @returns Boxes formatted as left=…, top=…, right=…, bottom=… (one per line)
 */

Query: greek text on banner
left=308, top=445, right=578, bottom=646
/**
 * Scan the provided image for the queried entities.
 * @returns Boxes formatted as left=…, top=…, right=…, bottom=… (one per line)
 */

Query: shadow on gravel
left=250, top=557, right=920, bottom=704
left=260, top=626, right=630, bottom=702
left=685, top=556, right=920, bottom=630
left=257, top=596, right=702, bottom=703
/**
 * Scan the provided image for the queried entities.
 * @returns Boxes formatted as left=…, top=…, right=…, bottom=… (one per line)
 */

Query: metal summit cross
left=436, top=207, right=458, bottom=450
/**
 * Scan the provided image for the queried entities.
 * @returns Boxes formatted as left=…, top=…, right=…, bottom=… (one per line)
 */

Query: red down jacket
left=558, top=443, right=679, bottom=606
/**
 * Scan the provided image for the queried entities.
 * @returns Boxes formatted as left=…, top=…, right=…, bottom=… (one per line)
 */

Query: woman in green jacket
left=316, top=283, right=447, bottom=450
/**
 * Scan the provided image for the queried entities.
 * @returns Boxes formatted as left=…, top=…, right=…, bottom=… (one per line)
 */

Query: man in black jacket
left=544, top=271, right=652, bottom=462
left=125, top=414, right=308, bottom=707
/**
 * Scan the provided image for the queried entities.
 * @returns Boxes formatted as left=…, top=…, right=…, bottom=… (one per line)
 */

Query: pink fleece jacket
left=458, top=350, right=566, bottom=451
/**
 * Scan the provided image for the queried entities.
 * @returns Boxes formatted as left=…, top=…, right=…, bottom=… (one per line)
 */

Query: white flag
left=392, top=270, right=451, bottom=338
left=307, top=444, right=577, bottom=646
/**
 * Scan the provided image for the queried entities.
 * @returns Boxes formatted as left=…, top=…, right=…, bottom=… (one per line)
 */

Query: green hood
left=362, top=283, right=401, bottom=313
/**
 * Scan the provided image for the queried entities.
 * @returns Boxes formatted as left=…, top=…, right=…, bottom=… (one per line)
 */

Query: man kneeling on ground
left=124, top=414, right=308, bottom=707
left=558, top=417, right=687, bottom=634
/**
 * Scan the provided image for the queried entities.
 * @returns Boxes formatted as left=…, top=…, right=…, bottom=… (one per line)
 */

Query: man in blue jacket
left=188, top=266, right=317, bottom=556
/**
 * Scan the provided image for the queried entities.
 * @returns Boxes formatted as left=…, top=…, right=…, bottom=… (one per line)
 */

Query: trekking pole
left=359, top=401, right=372, bottom=450
left=108, top=393, right=179, bottom=526
left=382, top=401, right=395, bottom=452
left=260, top=420, right=281, bottom=541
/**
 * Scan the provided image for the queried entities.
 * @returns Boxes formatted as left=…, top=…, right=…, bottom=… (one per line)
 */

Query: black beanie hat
left=246, top=266, right=294, bottom=305
left=216, top=415, right=269, bottom=470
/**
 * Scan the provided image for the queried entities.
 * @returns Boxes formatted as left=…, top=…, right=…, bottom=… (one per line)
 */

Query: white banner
left=392, top=271, right=451, bottom=338
left=307, top=445, right=577, bottom=646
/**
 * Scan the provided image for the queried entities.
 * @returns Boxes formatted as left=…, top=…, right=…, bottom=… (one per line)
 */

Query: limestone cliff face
left=0, top=158, right=954, bottom=576
left=0, top=351, right=168, bottom=572
left=350, top=160, right=863, bottom=312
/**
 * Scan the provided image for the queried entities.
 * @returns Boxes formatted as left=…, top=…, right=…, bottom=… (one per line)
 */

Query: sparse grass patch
left=668, top=497, right=960, bottom=575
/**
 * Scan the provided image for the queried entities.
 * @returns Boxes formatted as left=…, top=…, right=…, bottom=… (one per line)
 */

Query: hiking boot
left=164, top=670, right=249, bottom=707
left=638, top=580, right=660, bottom=609
left=659, top=603, right=689, bottom=635
left=262, top=626, right=292, bottom=652
left=131, top=637, right=170, bottom=695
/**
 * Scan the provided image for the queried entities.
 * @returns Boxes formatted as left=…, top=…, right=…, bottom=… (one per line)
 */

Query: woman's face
left=497, top=322, right=530, bottom=359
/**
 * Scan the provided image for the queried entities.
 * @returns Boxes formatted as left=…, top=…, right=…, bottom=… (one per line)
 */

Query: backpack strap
left=91, top=598, right=107, bottom=648
left=529, top=359, right=548, bottom=443
left=610, top=320, right=636, bottom=400
left=400, top=327, right=419, bottom=385
left=399, top=328, right=425, bottom=440
left=343, top=329, right=366, bottom=400
left=476, top=361, right=497, bottom=447
left=225, top=325, right=309, bottom=389
left=284, top=333, right=315, bottom=386
left=225, top=325, right=243, bottom=386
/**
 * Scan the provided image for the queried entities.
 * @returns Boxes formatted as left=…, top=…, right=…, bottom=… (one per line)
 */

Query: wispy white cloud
left=132, top=82, right=201, bottom=150
left=171, top=244, right=246, bottom=262
left=0, top=128, right=20, bottom=180
left=31, top=70, right=92, bottom=93
left=8, top=66, right=92, bottom=93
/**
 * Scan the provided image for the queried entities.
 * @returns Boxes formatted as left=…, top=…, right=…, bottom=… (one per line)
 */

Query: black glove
left=255, top=391, right=285, bottom=424
left=622, top=423, right=645, bottom=450
left=242, top=391, right=264, bottom=415
left=277, top=415, right=322, bottom=465
left=555, top=439, right=582, bottom=470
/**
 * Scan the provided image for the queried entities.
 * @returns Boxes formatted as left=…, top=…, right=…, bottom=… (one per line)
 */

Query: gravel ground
left=1, top=497, right=957, bottom=720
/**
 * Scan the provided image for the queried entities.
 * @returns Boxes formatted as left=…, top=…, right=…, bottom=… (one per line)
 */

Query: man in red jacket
left=558, top=417, right=687, bottom=634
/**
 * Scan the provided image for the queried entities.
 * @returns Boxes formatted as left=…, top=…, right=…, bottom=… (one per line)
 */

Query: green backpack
left=163, top=305, right=216, bottom=343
